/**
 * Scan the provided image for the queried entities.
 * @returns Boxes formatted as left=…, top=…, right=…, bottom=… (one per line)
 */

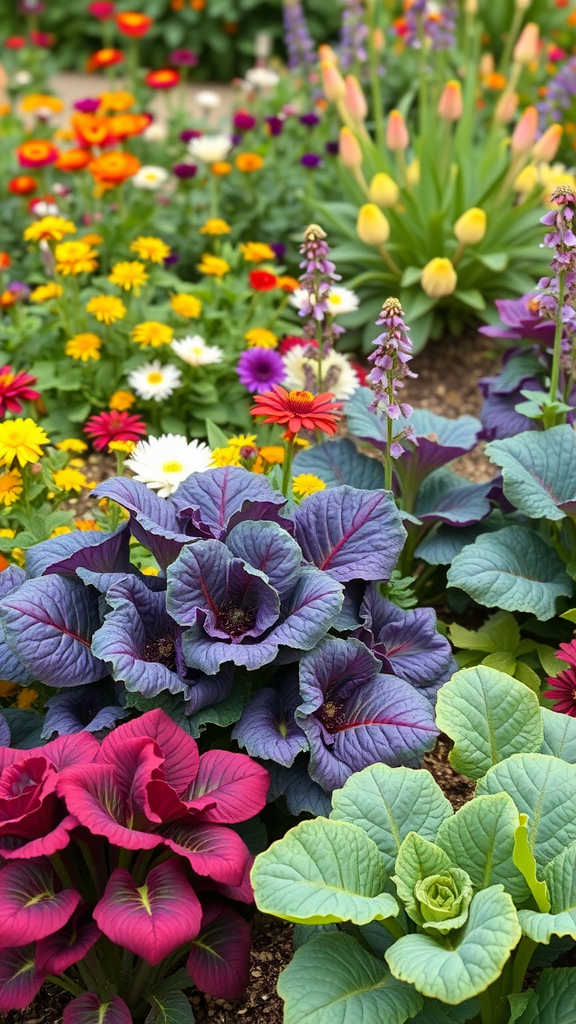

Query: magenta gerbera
left=0, top=366, right=39, bottom=416
left=84, top=410, right=147, bottom=451
left=544, top=638, right=576, bottom=717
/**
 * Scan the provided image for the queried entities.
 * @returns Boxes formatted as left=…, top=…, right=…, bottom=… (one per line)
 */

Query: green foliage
left=448, top=612, right=558, bottom=694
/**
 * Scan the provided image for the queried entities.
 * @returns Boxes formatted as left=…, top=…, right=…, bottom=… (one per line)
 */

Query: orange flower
left=277, top=275, right=299, bottom=293
left=72, top=113, right=116, bottom=148
left=55, top=148, right=91, bottom=172
left=116, top=11, right=153, bottom=36
left=20, top=93, right=64, bottom=116
left=211, top=161, right=232, bottom=176
left=145, top=69, right=180, bottom=89
left=89, top=151, right=141, bottom=186
left=8, top=175, right=37, bottom=195
left=0, top=253, right=10, bottom=270
left=483, top=72, right=507, bottom=90
left=98, top=90, right=135, bottom=113
left=108, top=113, right=151, bottom=139
left=235, top=152, right=264, bottom=172
left=251, top=386, right=341, bottom=437
left=17, top=140, right=60, bottom=169
left=171, top=0, right=185, bottom=8
left=86, top=48, right=124, bottom=70
left=190, top=0, right=205, bottom=8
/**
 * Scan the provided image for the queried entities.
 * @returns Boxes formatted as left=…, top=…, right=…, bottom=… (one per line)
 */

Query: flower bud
left=321, top=60, right=345, bottom=103
left=318, top=44, right=338, bottom=63
left=372, top=26, right=385, bottom=52
left=357, top=203, right=390, bottom=245
left=386, top=109, right=409, bottom=151
left=368, top=172, right=400, bottom=207
left=514, top=163, right=538, bottom=197
left=465, top=0, right=478, bottom=12
left=339, top=126, right=363, bottom=168
left=438, top=79, right=463, bottom=121
left=479, top=53, right=494, bottom=76
left=406, top=158, right=420, bottom=187
left=494, top=90, right=518, bottom=123
left=454, top=207, right=487, bottom=245
left=513, top=22, right=539, bottom=64
left=344, top=74, right=367, bottom=122
left=421, top=257, right=457, bottom=297
left=511, top=105, right=538, bottom=153
left=515, top=0, right=530, bottom=8
left=532, top=124, right=563, bottom=163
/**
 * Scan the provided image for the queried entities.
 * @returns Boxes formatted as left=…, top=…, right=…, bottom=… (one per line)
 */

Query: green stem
left=511, top=936, right=537, bottom=993
left=316, top=316, right=324, bottom=391
left=366, top=0, right=385, bottom=151
left=380, top=915, right=405, bottom=940
left=281, top=437, right=296, bottom=499
left=499, top=5, right=524, bottom=75
left=50, top=852, right=75, bottom=891
left=128, top=958, right=153, bottom=1012
left=548, top=269, right=566, bottom=416
left=46, top=974, right=85, bottom=997
left=385, top=415, right=393, bottom=493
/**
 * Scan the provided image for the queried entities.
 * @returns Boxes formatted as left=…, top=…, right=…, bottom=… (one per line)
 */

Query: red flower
left=251, top=385, right=341, bottom=436
left=84, top=410, right=147, bottom=451
left=115, top=11, right=153, bottom=36
left=0, top=253, right=10, bottom=270
left=0, top=366, right=39, bottom=416
left=544, top=640, right=576, bottom=717
left=88, top=0, right=116, bottom=19
left=279, top=335, right=317, bottom=354
left=5, top=36, right=27, bottom=49
left=249, top=270, right=277, bottom=292
left=8, top=175, right=37, bottom=195
left=145, top=68, right=180, bottom=89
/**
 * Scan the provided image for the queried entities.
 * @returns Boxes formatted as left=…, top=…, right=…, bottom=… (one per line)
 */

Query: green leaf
left=278, top=933, right=423, bottom=1024
left=540, top=708, right=576, bottom=763
left=187, top=679, right=249, bottom=735
left=145, top=990, right=194, bottom=1024
left=454, top=289, right=486, bottom=311
left=449, top=612, right=520, bottom=654
left=436, top=793, right=529, bottom=902
left=508, top=992, right=538, bottom=1024
left=537, top=644, right=566, bottom=676
left=393, top=833, right=472, bottom=933
left=530, top=968, right=576, bottom=1023
left=447, top=526, right=572, bottom=620
left=411, top=999, right=479, bottom=1023
left=486, top=426, right=576, bottom=522
left=251, top=818, right=398, bottom=926
left=474, top=252, right=509, bottom=272
left=518, top=840, right=576, bottom=943
left=476, top=753, right=576, bottom=869
left=513, top=662, right=542, bottom=694
left=482, top=652, right=517, bottom=675
left=205, top=418, right=230, bottom=449
left=330, top=765, right=453, bottom=875
left=400, top=266, right=423, bottom=288
left=435, top=666, right=543, bottom=781
left=386, top=886, right=521, bottom=1004
left=513, top=813, right=551, bottom=913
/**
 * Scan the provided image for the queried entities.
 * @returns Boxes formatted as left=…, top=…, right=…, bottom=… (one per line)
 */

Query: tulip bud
left=406, top=158, right=420, bottom=187
left=479, top=53, right=494, bottom=76
left=511, top=105, right=538, bottom=153
left=515, top=0, right=530, bottom=8
left=421, top=257, right=457, bottom=298
left=368, top=172, right=400, bottom=207
left=318, top=44, right=338, bottom=64
left=514, top=163, right=539, bottom=197
left=513, top=22, right=540, bottom=64
left=438, top=80, right=463, bottom=121
left=386, top=109, right=409, bottom=151
left=339, top=126, right=363, bottom=168
left=495, top=90, right=518, bottom=123
left=453, top=207, right=487, bottom=245
left=465, top=0, right=478, bottom=12
left=321, top=60, right=345, bottom=103
left=357, top=204, right=390, bottom=246
left=532, top=124, right=563, bottom=163
left=344, top=74, right=367, bottom=122
left=372, top=26, right=385, bottom=52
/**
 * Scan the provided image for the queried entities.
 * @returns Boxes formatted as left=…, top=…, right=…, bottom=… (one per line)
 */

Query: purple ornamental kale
left=338, top=0, right=368, bottom=70
left=42, top=681, right=129, bottom=739
left=283, top=0, right=316, bottom=71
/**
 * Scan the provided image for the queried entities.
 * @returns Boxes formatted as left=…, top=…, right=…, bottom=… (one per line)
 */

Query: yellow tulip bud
left=406, top=158, right=420, bottom=187
left=318, top=44, right=338, bottom=64
left=356, top=204, right=390, bottom=246
left=479, top=53, right=494, bottom=77
left=513, top=22, right=540, bottom=65
left=438, top=80, right=463, bottom=122
left=453, top=208, right=487, bottom=245
left=514, top=163, right=539, bottom=197
left=344, top=74, right=367, bottom=122
left=532, top=124, right=563, bottom=164
left=386, top=109, right=409, bottom=152
left=368, top=172, right=400, bottom=207
left=421, top=257, right=457, bottom=298
left=321, top=60, right=345, bottom=103
left=339, top=126, right=363, bottom=169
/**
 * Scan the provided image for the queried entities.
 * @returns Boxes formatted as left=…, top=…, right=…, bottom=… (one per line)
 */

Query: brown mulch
left=423, top=735, right=476, bottom=810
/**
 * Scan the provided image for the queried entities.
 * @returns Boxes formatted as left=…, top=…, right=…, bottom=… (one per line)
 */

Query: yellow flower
left=109, top=390, right=136, bottom=411
left=356, top=204, right=390, bottom=246
left=245, top=328, right=278, bottom=349
left=20, top=93, right=64, bottom=115
left=258, top=445, right=285, bottom=464
left=368, top=172, right=400, bottom=208
left=52, top=467, right=89, bottom=492
left=108, top=440, right=137, bottom=453
left=0, top=681, right=18, bottom=697
left=453, top=208, right=487, bottom=245
left=50, top=526, right=73, bottom=536
left=108, top=260, right=148, bottom=293
left=0, top=469, right=23, bottom=506
left=11, top=547, right=25, bottom=566
left=98, top=90, right=135, bottom=112
left=292, top=473, right=326, bottom=499
left=56, top=438, right=88, bottom=453
left=69, top=458, right=86, bottom=467
left=30, top=282, right=63, bottom=303
left=16, top=688, right=39, bottom=709
left=132, top=321, right=173, bottom=348
left=0, top=419, right=49, bottom=467
left=170, top=294, right=202, bottom=318
left=197, top=254, right=230, bottom=277
left=235, top=153, right=264, bottom=172
left=210, top=446, right=242, bottom=467
left=24, top=216, right=76, bottom=243
left=199, top=218, right=231, bottom=236
left=130, top=236, right=171, bottom=263
left=141, top=566, right=160, bottom=576
left=55, top=241, right=98, bottom=276
left=421, top=257, right=458, bottom=298
left=228, top=434, right=258, bottom=449
left=240, top=242, right=276, bottom=262
left=86, top=295, right=126, bottom=324
left=65, top=332, right=102, bottom=361
left=75, top=518, right=99, bottom=531
left=81, top=233, right=104, bottom=246
left=211, top=161, right=232, bottom=176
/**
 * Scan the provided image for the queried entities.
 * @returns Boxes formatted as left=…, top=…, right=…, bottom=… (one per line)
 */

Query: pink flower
left=0, top=366, right=39, bottom=417
left=84, top=409, right=147, bottom=451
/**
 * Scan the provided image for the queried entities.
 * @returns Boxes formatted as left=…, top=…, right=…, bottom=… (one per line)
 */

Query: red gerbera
left=279, top=335, right=317, bottom=354
left=84, top=410, right=147, bottom=451
left=0, top=366, right=39, bottom=416
left=145, top=68, right=180, bottom=89
left=249, top=270, right=278, bottom=292
left=544, top=640, right=576, bottom=717
left=251, top=386, right=341, bottom=437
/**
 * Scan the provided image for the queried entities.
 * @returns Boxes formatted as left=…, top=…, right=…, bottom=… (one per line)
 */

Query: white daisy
left=142, top=123, right=167, bottom=143
left=289, top=287, right=309, bottom=312
left=132, top=165, right=169, bottom=190
left=195, top=89, right=221, bottom=111
left=283, top=344, right=360, bottom=400
left=32, top=200, right=60, bottom=217
left=326, top=286, right=360, bottom=316
left=171, top=334, right=224, bottom=367
left=125, top=434, right=213, bottom=497
left=128, top=361, right=182, bottom=402
left=188, top=134, right=232, bottom=165
left=245, top=67, right=280, bottom=90
left=14, top=70, right=32, bottom=87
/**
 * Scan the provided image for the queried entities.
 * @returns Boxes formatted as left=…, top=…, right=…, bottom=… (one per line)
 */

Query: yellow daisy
left=108, top=390, right=136, bottom=411
left=199, top=218, right=231, bottom=236
left=228, top=434, right=258, bottom=450
left=16, top=688, right=39, bottom=709
left=0, top=468, right=23, bottom=506
left=65, top=333, right=102, bottom=361
left=108, top=261, right=149, bottom=293
left=108, top=440, right=137, bottom=453
left=24, top=216, right=76, bottom=243
left=241, top=242, right=276, bottom=262
left=52, top=467, right=89, bottom=492
left=197, top=254, right=230, bottom=277
left=75, top=518, right=99, bottom=531
left=86, top=295, right=126, bottom=324
left=30, top=282, right=63, bottom=303
left=210, top=446, right=242, bottom=468
left=55, top=241, right=98, bottom=276
left=292, top=473, right=326, bottom=499
left=0, top=418, right=50, bottom=467
left=130, top=236, right=171, bottom=263
left=244, top=327, right=278, bottom=349
left=131, top=321, right=173, bottom=348
left=56, top=438, right=88, bottom=453
left=170, top=294, right=202, bottom=318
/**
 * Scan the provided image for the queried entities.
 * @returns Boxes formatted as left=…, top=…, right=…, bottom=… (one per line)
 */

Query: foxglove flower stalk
left=367, top=298, right=417, bottom=490
left=538, top=56, right=576, bottom=134
left=283, top=0, right=315, bottom=71
left=297, top=224, right=343, bottom=388
left=404, top=0, right=457, bottom=51
left=338, top=0, right=368, bottom=70
left=538, top=185, right=576, bottom=417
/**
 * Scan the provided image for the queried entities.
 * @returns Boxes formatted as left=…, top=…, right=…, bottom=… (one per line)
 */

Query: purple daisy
left=237, top=348, right=286, bottom=393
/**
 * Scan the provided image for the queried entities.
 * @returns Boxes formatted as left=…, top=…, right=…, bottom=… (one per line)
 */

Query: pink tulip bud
left=479, top=53, right=494, bottom=76
left=513, top=22, right=540, bottom=64
left=511, top=106, right=538, bottom=153
left=438, top=80, right=463, bottom=122
left=386, top=110, right=409, bottom=152
left=532, top=124, right=563, bottom=163
left=318, top=44, right=338, bottom=64
left=339, top=126, right=363, bottom=168
left=344, top=74, right=367, bottom=122
left=495, top=90, right=518, bottom=124
left=321, top=60, right=345, bottom=103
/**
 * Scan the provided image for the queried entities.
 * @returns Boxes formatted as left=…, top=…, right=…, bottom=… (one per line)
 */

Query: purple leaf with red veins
left=94, top=477, right=191, bottom=569
left=93, top=860, right=202, bottom=965
left=0, top=945, right=45, bottom=1012
left=63, top=992, right=133, bottom=1024
left=183, top=749, right=269, bottom=823
left=0, top=858, right=81, bottom=947
left=161, top=822, right=250, bottom=885
left=187, top=902, right=251, bottom=999
left=170, top=465, right=290, bottom=539
left=98, top=708, right=200, bottom=795
left=36, top=909, right=100, bottom=973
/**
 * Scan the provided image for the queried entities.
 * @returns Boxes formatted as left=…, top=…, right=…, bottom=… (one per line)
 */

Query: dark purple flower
left=265, top=115, right=285, bottom=137
left=230, top=133, right=242, bottom=146
left=7, top=281, right=30, bottom=302
left=164, top=252, right=179, bottom=266
left=232, top=674, right=307, bottom=768
left=42, top=682, right=129, bottom=738
left=300, top=153, right=323, bottom=169
left=325, top=140, right=340, bottom=155
left=173, top=162, right=198, bottom=179
left=237, top=348, right=285, bottom=393
left=180, top=129, right=202, bottom=143
left=367, top=298, right=416, bottom=446
left=169, top=48, right=198, bottom=67
left=479, top=294, right=557, bottom=346
left=233, top=110, right=257, bottom=131
left=270, top=242, right=286, bottom=260
left=299, top=113, right=320, bottom=127
left=73, top=97, right=101, bottom=113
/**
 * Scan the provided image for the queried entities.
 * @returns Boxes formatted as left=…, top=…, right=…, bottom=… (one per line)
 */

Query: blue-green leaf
left=486, top=426, right=576, bottom=521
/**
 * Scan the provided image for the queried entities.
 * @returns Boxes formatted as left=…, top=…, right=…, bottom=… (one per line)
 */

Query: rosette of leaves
left=251, top=665, right=576, bottom=1024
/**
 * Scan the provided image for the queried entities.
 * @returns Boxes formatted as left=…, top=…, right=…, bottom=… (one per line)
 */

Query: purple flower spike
left=283, top=0, right=316, bottom=71
left=237, top=348, right=285, bottom=393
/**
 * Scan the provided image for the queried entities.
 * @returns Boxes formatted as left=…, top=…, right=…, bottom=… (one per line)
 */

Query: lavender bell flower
left=367, top=297, right=417, bottom=458
left=404, top=0, right=457, bottom=52
left=538, top=55, right=576, bottom=131
left=283, top=0, right=316, bottom=71
left=297, top=224, right=342, bottom=337
left=338, top=0, right=369, bottom=70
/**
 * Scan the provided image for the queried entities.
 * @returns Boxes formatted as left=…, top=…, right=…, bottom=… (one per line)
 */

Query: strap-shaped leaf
left=518, top=841, right=576, bottom=943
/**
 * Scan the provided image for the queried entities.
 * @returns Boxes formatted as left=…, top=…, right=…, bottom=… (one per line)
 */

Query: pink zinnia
left=84, top=410, right=147, bottom=451
left=544, top=639, right=576, bottom=717
left=0, top=366, right=39, bottom=416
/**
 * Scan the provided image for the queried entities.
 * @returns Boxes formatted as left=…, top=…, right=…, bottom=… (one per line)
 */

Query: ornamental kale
left=251, top=666, right=576, bottom=1024
left=0, top=709, right=269, bottom=1021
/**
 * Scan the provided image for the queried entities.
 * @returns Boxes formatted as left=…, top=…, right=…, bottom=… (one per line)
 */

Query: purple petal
left=95, top=478, right=191, bottom=569
left=42, top=684, right=129, bottom=738
left=232, top=677, right=308, bottom=767
left=226, top=520, right=302, bottom=600
left=63, top=993, right=133, bottom=1024
left=0, top=946, right=46, bottom=1012
left=25, top=526, right=130, bottom=579
left=171, top=466, right=290, bottom=539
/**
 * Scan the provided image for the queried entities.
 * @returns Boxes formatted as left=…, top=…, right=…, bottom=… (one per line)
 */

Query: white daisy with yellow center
left=127, top=360, right=182, bottom=402
left=171, top=334, right=224, bottom=367
left=132, top=165, right=169, bottom=190
left=125, top=434, right=213, bottom=497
